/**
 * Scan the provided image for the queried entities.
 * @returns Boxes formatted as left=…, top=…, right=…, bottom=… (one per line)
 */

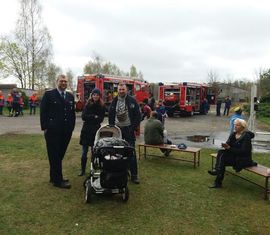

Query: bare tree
left=45, top=62, right=62, bottom=89
left=0, top=0, right=52, bottom=89
left=66, top=69, right=75, bottom=92
left=207, top=70, right=220, bottom=99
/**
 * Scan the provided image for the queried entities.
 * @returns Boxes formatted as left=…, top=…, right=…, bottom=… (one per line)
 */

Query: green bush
left=260, top=93, right=270, bottom=103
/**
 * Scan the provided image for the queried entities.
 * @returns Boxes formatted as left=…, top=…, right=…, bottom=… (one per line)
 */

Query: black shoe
left=208, top=183, right=222, bottom=189
left=208, top=170, right=218, bottom=176
left=164, top=150, right=171, bottom=157
left=50, top=178, right=69, bottom=183
left=131, top=176, right=140, bottom=184
left=53, top=181, right=71, bottom=189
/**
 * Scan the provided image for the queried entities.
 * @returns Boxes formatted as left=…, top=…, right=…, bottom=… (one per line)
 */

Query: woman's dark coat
left=79, top=102, right=105, bottom=146
left=225, top=130, right=256, bottom=171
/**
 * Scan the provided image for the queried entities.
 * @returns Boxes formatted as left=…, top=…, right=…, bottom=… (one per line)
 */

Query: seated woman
left=208, top=118, right=257, bottom=188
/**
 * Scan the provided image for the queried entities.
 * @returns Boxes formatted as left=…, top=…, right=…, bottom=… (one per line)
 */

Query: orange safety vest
left=6, top=96, right=13, bottom=107
left=0, top=95, right=4, bottom=106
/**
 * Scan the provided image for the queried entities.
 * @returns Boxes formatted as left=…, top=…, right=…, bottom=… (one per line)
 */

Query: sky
left=1, top=0, right=270, bottom=84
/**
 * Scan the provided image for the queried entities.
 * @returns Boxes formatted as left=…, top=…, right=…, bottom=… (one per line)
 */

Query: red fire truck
left=158, top=82, right=210, bottom=117
left=76, top=73, right=150, bottom=111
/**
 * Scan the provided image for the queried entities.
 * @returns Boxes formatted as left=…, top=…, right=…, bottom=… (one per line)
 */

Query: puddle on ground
left=187, top=135, right=210, bottom=142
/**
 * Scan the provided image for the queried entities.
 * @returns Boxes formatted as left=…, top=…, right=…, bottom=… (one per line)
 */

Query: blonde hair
left=234, top=118, right=247, bottom=129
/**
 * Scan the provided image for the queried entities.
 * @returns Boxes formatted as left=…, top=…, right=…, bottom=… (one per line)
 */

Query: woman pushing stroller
left=78, top=88, right=106, bottom=176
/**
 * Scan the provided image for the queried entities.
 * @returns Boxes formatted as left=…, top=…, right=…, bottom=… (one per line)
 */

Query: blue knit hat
left=91, top=88, right=101, bottom=96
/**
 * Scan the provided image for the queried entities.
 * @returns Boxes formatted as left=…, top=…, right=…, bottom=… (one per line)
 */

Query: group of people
left=40, top=74, right=257, bottom=191
left=0, top=89, right=39, bottom=117
left=40, top=75, right=141, bottom=189
left=216, top=96, right=232, bottom=116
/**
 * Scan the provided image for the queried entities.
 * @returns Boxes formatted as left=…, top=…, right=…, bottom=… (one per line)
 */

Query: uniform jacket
left=144, top=117, right=164, bottom=145
left=226, top=130, right=256, bottom=170
left=108, top=95, right=141, bottom=131
left=40, top=89, right=76, bottom=132
left=79, top=102, right=105, bottom=146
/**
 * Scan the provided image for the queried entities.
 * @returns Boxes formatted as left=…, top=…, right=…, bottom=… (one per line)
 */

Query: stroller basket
left=93, top=146, right=134, bottom=171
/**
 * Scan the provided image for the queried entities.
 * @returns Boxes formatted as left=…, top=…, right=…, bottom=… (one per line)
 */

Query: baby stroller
left=84, top=125, right=134, bottom=203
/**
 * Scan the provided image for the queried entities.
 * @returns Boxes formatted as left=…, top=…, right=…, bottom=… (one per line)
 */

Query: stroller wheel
left=85, top=181, right=92, bottom=203
left=83, top=177, right=90, bottom=189
left=122, top=186, right=129, bottom=202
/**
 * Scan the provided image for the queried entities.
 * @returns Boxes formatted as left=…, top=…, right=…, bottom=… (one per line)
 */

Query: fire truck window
left=84, top=82, right=95, bottom=100
left=126, top=84, right=133, bottom=95
left=135, top=84, right=141, bottom=91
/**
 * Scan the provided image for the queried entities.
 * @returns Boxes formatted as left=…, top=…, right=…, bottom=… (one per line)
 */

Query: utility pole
left=248, top=84, right=257, bottom=131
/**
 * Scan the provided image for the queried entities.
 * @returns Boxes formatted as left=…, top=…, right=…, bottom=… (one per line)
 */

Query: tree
left=0, top=0, right=52, bottom=89
left=130, top=64, right=138, bottom=77
left=83, top=54, right=141, bottom=77
left=258, top=69, right=270, bottom=97
left=45, top=63, right=62, bottom=89
left=207, top=70, right=220, bottom=100
left=66, top=69, right=75, bottom=92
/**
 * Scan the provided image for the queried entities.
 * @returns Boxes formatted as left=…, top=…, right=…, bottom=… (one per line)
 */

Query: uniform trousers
left=45, top=130, right=72, bottom=184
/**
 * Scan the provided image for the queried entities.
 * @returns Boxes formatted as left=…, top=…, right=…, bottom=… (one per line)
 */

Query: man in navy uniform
left=40, top=74, right=76, bottom=189
left=108, top=83, right=141, bottom=184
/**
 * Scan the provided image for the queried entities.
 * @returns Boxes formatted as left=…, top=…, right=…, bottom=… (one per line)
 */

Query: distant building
left=0, top=84, right=37, bottom=97
left=217, top=83, right=249, bottom=103
left=0, top=84, right=17, bottom=97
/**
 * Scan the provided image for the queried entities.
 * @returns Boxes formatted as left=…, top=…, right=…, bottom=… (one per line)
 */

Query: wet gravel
left=0, top=108, right=269, bottom=152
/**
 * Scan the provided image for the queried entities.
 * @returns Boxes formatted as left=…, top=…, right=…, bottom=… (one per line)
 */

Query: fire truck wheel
left=188, top=110, right=194, bottom=116
left=167, top=111, right=174, bottom=117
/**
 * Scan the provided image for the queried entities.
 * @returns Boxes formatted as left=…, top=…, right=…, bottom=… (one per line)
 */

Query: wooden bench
left=210, top=153, right=270, bottom=200
left=138, top=143, right=201, bottom=168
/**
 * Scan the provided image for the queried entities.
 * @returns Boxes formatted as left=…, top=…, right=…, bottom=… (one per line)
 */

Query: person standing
left=29, top=92, right=39, bottom=115
left=156, top=100, right=167, bottom=126
left=148, top=92, right=156, bottom=111
left=108, top=83, right=141, bottom=184
left=0, top=90, right=5, bottom=115
left=12, top=89, right=20, bottom=117
left=78, top=88, right=105, bottom=176
left=40, top=74, right=76, bottom=189
left=223, top=96, right=232, bottom=116
left=216, top=98, right=222, bottom=116
left=6, top=93, right=13, bottom=116
left=229, top=107, right=244, bottom=133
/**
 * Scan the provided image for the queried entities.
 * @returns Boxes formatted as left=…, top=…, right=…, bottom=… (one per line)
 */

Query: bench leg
left=198, top=151, right=200, bottom=167
left=193, top=153, right=196, bottom=168
left=264, top=177, right=269, bottom=200
left=144, top=145, right=146, bottom=159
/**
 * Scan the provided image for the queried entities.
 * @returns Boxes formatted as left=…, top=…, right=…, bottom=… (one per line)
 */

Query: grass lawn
left=0, top=134, right=270, bottom=235
left=258, top=116, right=270, bottom=127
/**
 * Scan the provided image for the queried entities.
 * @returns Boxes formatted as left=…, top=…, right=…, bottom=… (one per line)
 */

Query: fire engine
left=158, top=82, right=210, bottom=117
left=76, top=73, right=150, bottom=111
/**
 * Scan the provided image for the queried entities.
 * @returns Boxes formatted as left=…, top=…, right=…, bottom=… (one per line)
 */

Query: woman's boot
left=78, top=158, right=87, bottom=176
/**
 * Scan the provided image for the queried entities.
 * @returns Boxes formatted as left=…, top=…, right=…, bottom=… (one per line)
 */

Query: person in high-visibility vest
left=29, top=92, right=39, bottom=115
left=6, top=93, right=13, bottom=116
left=0, top=90, right=5, bottom=115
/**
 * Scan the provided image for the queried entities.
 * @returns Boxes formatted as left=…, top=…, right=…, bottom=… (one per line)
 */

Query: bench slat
left=210, top=153, right=269, bottom=200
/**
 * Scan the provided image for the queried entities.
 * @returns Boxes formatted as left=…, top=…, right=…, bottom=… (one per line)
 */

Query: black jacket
left=79, top=102, right=105, bottom=146
left=40, top=89, right=76, bottom=132
left=226, top=130, right=256, bottom=170
left=108, top=95, right=141, bottom=131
